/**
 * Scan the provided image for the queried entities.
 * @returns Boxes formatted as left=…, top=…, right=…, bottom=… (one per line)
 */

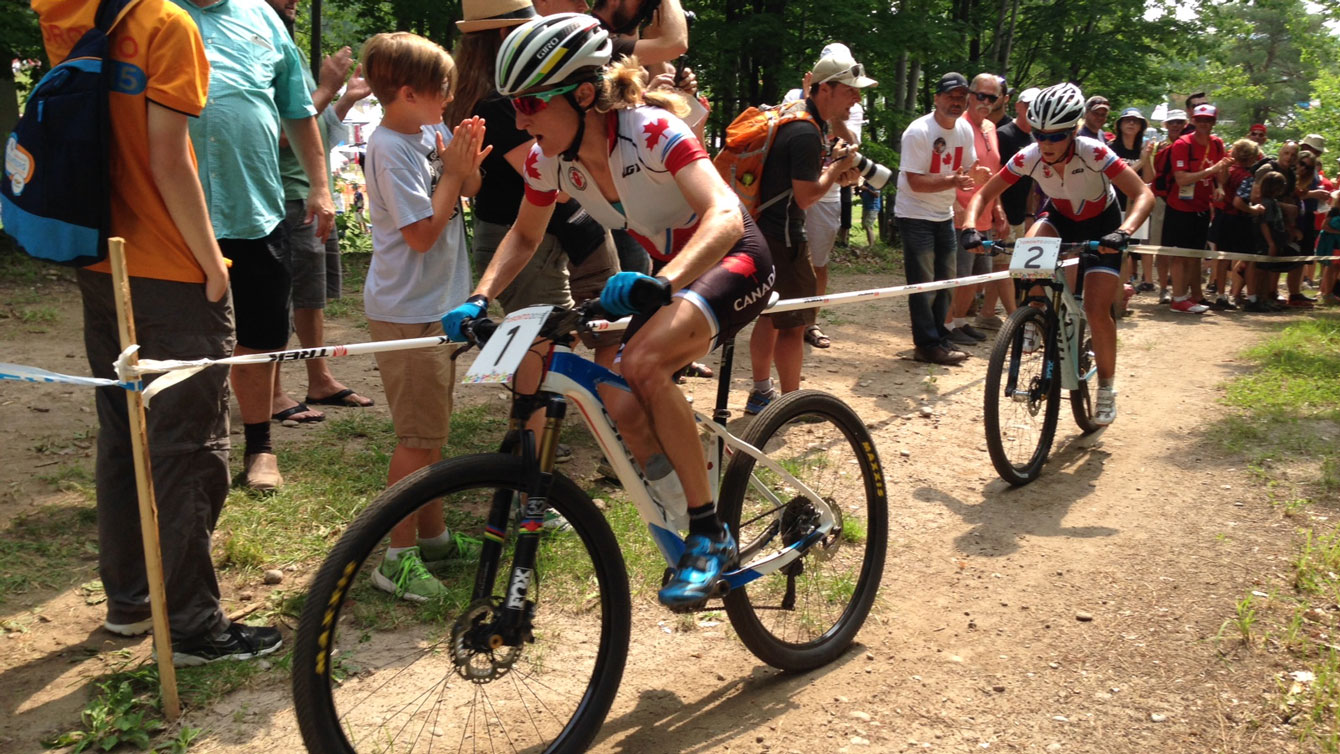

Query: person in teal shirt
left=172, top=0, right=334, bottom=491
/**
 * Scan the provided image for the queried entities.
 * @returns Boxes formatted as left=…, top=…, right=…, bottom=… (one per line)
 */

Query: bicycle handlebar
left=980, top=239, right=1101, bottom=253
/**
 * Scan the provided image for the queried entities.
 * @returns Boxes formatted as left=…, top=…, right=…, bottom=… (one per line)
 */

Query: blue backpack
left=2, top=0, right=138, bottom=266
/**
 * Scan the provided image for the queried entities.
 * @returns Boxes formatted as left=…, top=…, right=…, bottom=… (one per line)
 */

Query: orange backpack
left=713, top=100, right=822, bottom=217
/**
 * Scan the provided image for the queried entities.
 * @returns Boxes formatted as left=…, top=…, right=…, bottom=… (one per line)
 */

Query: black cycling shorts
left=1036, top=201, right=1124, bottom=275
left=624, top=211, right=775, bottom=349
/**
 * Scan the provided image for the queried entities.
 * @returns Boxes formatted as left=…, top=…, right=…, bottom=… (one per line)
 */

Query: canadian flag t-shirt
left=895, top=111, right=978, bottom=222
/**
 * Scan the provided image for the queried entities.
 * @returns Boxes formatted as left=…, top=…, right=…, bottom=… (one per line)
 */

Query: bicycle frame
left=1015, top=259, right=1097, bottom=394
left=484, top=332, right=839, bottom=596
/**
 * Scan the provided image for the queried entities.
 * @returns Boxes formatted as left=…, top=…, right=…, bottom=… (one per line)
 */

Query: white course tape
left=0, top=362, right=130, bottom=390
left=1130, top=244, right=1333, bottom=264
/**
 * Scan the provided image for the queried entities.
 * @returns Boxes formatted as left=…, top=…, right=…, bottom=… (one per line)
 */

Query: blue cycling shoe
left=658, top=527, right=737, bottom=608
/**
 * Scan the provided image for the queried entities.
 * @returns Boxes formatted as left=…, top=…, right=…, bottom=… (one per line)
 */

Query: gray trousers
left=79, top=270, right=235, bottom=640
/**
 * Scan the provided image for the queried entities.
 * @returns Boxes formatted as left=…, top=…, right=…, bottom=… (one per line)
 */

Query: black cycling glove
left=1098, top=229, right=1131, bottom=252
left=959, top=228, right=984, bottom=250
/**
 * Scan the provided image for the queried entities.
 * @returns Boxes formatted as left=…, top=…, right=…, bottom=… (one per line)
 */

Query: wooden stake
left=107, top=237, right=181, bottom=721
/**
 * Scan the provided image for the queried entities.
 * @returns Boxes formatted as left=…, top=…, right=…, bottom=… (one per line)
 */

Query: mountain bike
left=982, top=238, right=1105, bottom=486
left=291, top=298, right=888, bottom=754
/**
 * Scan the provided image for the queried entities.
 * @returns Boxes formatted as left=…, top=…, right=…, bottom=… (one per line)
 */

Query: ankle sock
left=385, top=545, right=415, bottom=562
left=753, top=379, right=773, bottom=394
left=243, top=422, right=272, bottom=456
left=417, top=530, right=453, bottom=548
left=687, top=502, right=725, bottom=538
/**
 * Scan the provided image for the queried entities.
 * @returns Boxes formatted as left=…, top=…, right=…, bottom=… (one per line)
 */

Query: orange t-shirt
left=32, top=0, right=210, bottom=282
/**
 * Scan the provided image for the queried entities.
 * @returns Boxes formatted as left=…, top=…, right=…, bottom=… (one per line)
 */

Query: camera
left=850, top=152, right=893, bottom=190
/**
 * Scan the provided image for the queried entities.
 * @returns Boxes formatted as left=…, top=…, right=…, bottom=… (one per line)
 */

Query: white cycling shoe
left=1093, top=385, right=1117, bottom=426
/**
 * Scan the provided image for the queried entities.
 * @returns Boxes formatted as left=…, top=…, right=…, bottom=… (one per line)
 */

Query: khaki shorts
left=568, top=232, right=621, bottom=349
left=763, top=234, right=816, bottom=330
left=368, top=319, right=454, bottom=449
left=473, top=218, right=573, bottom=313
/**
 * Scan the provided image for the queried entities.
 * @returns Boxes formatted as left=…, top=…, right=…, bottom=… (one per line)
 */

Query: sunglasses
left=1033, top=130, right=1072, bottom=143
left=819, top=63, right=866, bottom=85
left=511, top=83, right=581, bottom=116
left=969, top=90, right=1000, bottom=104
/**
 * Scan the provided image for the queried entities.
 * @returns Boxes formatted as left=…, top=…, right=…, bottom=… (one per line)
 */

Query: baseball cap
left=1162, top=109, right=1188, bottom=123
left=935, top=72, right=969, bottom=94
left=1250, top=123, right=1267, bottom=134
left=811, top=56, right=878, bottom=88
left=1302, top=134, right=1327, bottom=154
left=1017, top=86, right=1041, bottom=105
left=1085, top=95, right=1110, bottom=112
left=1192, top=104, right=1218, bottom=119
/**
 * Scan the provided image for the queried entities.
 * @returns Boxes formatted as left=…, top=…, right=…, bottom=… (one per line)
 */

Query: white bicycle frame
left=536, top=347, right=837, bottom=590
left=1018, top=258, right=1097, bottom=392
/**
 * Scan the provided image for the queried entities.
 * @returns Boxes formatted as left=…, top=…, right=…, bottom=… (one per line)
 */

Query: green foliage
left=43, top=679, right=164, bottom=752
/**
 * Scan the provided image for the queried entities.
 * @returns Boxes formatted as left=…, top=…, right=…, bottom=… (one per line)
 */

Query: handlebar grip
left=464, top=317, right=498, bottom=344
left=629, top=275, right=673, bottom=314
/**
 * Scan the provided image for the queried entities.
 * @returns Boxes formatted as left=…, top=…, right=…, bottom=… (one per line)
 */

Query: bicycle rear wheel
left=292, top=454, right=631, bottom=754
left=984, top=306, right=1061, bottom=486
left=719, top=390, right=887, bottom=672
left=1069, top=320, right=1102, bottom=434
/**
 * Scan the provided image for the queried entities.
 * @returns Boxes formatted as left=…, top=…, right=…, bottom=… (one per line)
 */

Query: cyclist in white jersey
left=443, top=14, right=776, bottom=607
left=960, top=83, right=1153, bottom=426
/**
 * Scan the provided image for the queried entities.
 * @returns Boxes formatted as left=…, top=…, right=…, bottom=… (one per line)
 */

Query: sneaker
left=372, top=547, right=448, bottom=603
left=1197, top=297, right=1215, bottom=308
left=1021, top=321, right=1042, bottom=353
left=1206, top=282, right=1219, bottom=295
left=1170, top=298, right=1208, bottom=314
left=744, top=388, right=776, bottom=415
left=554, top=443, right=573, bottom=464
left=974, top=314, right=1004, bottom=330
left=542, top=509, right=571, bottom=532
left=1093, top=385, right=1117, bottom=426
left=1244, top=299, right=1273, bottom=313
left=1158, top=288, right=1172, bottom=305
left=596, top=459, right=620, bottom=483
left=658, top=528, right=737, bottom=608
left=1288, top=294, right=1316, bottom=308
left=958, top=323, right=988, bottom=342
left=418, top=531, right=482, bottom=563
left=1210, top=297, right=1237, bottom=311
left=1304, top=278, right=1318, bottom=290
left=172, top=621, right=282, bottom=667
left=947, top=327, right=979, bottom=346
left=104, top=617, right=152, bottom=637
left=912, top=344, right=968, bottom=365
left=1136, top=281, right=1156, bottom=293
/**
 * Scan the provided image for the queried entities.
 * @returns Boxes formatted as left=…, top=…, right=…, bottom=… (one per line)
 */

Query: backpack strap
left=95, top=0, right=142, bottom=34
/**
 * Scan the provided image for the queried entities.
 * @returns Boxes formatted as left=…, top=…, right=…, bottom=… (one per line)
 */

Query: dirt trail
left=0, top=272, right=1311, bottom=753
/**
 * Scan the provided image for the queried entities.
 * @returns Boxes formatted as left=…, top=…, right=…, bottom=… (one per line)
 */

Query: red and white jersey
left=1001, top=136, right=1125, bottom=221
left=522, top=105, right=709, bottom=262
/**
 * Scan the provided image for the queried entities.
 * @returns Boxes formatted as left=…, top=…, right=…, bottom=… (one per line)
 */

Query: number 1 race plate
left=1009, top=236, right=1062, bottom=277
left=463, top=306, right=550, bottom=385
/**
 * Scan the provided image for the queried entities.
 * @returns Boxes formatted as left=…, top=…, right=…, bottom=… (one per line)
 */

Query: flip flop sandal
left=272, top=402, right=325, bottom=424
left=304, top=388, right=375, bottom=408
left=804, top=325, right=832, bottom=349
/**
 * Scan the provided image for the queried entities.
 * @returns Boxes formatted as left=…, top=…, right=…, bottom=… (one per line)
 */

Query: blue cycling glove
left=599, top=272, right=672, bottom=318
left=441, top=295, right=488, bottom=342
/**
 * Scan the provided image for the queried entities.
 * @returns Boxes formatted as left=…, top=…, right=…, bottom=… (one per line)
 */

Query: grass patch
left=1211, top=314, right=1340, bottom=749
left=0, top=503, right=98, bottom=608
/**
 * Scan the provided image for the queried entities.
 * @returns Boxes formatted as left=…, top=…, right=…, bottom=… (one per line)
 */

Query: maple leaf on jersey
left=524, top=149, right=542, bottom=180
left=643, top=118, right=671, bottom=150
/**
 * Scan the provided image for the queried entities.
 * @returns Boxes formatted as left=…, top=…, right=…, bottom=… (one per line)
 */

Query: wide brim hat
left=1302, top=134, right=1327, bottom=154
left=458, top=0, right=536, bottom=33
left=812, top=55, right=878, bottom=89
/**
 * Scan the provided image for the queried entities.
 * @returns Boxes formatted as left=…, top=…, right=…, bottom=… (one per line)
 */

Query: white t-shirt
left=894, top=111, right=978, bottom=222
left=522, top=106, right=709, bottom=263
left=363, top=124, right=471, bottom=323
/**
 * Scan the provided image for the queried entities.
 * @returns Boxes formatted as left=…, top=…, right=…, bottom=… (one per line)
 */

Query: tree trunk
left=905, top=60, right=921, bottom=113
left=894, top=51, right=908, bottom=113
left=0, top=48, right=17, bottom=137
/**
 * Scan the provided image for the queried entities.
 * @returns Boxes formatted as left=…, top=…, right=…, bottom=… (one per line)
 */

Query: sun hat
left=812, top=55, right=878, bottom=88
left=1162, top=109, right=1188, bottom=123
left=457, top=0, right=536, bottom=33
left=1116, top=106, right=1147, bottom=126
left=1301, top=134, right=1327, bottom=155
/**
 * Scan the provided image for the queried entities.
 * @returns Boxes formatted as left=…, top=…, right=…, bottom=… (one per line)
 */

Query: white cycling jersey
left=1000, top=136, right=1125, bottom=221
left=522, top=105, right=709, bottom=263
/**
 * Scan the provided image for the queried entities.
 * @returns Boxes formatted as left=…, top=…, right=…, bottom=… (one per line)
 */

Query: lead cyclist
left=442, top=14, right=776, bottom=607
left=959, top=83, right=1154, bottom=426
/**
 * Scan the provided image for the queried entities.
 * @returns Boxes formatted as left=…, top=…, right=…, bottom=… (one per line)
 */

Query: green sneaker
left=372, top=547, right=447, bottom=603
left=417, top=531, right=482, bottom=563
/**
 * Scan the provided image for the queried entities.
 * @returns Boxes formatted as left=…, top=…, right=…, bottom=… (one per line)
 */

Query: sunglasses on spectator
left=969, top=90, right=1000, bottom=104
left=819, top=63, right=866, bottom=85
left=1033, top=130, right=1072, bottom=143
left=1192, top=117, right=1215, bottom=124
left=511, top=83, right=581, bottom=116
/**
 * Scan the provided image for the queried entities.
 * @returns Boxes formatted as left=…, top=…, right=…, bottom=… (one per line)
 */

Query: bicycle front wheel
left=292, top=454, right=631, bottom=754
left=719, top=390, right=888, bottom=672
left=984, top=306, right=1060, bottom=486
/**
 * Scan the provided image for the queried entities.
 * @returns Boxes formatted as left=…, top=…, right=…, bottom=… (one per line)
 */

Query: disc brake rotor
left=450, top=598, right=522, bottom=683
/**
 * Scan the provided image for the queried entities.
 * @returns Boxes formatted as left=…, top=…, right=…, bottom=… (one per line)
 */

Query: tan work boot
left=243, top=452, right=283, bottom=491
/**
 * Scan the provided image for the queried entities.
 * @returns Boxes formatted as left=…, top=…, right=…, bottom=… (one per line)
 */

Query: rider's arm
left=655, top=158, right=745, bottom=291
left=1111, top=165, right=1154, bottom=235
left=961, top=170, right=1012, bottom=231
left=473, top=195, right=555, bottom=299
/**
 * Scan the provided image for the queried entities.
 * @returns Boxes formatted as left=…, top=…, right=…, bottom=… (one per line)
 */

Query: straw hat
left=457, top=0, right=536, bottom=33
